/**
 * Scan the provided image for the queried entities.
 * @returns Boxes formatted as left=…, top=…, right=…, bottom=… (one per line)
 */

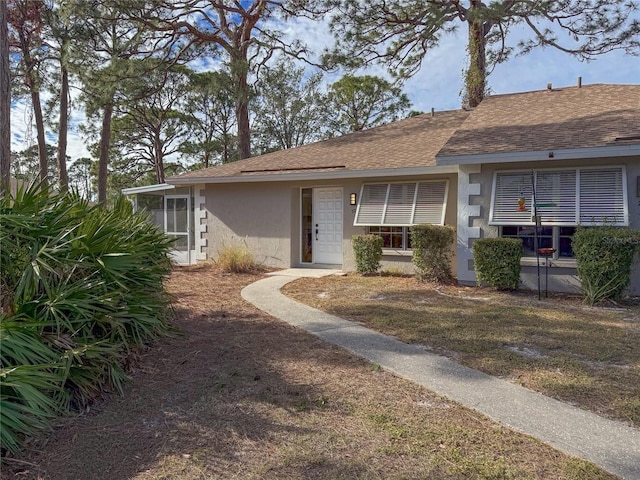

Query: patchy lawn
left=283, top=274, right=640, bottom=428
left=5, top=265, right=619, bottom=479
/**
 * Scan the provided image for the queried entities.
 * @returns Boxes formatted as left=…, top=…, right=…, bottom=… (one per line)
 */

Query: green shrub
left=572, top=226, right=640, bottom=305
left=0, top=182, right=173, bottom=456
left=411, top=224, right=455, bottom=283
left=215, top=243, right=259, bottom=273
left=473, top=238, right=522, bottom=290
left=352, top=234, right=383, bottom=275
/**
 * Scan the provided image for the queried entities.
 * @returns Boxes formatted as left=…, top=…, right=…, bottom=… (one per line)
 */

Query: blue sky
left=10, top=12, right=640, bottom=161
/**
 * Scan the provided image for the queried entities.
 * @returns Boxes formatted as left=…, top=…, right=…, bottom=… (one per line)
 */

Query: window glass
left=500, top=226, right=576, bottom=258
left=559, top=226, right=576, bottom=257
left=367, top=226, right=408, bottom=250
left=501, top=226, right=552, bottom=257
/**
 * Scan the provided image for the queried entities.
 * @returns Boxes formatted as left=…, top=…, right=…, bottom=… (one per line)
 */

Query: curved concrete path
left=241, top=270, right=640, bottom=480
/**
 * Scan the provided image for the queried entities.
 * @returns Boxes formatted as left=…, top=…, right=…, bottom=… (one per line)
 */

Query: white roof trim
left=436, top=144, right=640, bottom=166
left=166, top=165, right=458, bottom=185
left=121, top=183, right=175, bottom=195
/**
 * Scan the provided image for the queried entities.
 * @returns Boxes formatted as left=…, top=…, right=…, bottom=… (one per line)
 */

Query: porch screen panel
left=383, top=183, right=417, bottom=225
left=490, top=172, right=534, bottom=225
left=579, top=167, right=627, bottom=225
left=355, top=184, right=388, bottom=225
left=413, top=181, right=448, bottom=225
left=535, top=170, right=577, bottom=225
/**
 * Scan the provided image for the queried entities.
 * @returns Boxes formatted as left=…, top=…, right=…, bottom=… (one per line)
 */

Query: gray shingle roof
left=437, top=84, right=640, bottom=158
left=170, top=110, right=469, bottom=181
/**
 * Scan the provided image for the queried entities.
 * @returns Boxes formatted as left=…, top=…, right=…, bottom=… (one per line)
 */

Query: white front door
left=165, top=195, right=191, bottom=265
left=313, top=187, right=343, bottom=264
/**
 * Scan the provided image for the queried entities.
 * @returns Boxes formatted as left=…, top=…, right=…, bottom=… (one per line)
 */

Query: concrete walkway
left=241, top=270, right=640, bottom=480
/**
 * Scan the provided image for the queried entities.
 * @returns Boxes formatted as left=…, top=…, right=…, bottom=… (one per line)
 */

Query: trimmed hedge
left=411, top=224, right=455, bottom=283
left=572, top=226, right=640, bottom=305
left=473, top=238, right=522, bottom=290
left=352, top=234, right=383, bottom=275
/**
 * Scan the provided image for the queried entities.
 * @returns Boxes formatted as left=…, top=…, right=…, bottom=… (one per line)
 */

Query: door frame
left=299, top=186, right=344, bottom=265
left=164, top=194, right=191, bottom=265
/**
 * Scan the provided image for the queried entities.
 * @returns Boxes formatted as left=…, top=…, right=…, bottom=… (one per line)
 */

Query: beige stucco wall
left=202, top=182, right=293, bottom=267
left=465, top=155, right=640, bottom=294
left=201, top=173, right=458, bottom=275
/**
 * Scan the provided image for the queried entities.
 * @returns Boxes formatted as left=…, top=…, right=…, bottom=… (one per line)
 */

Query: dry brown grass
left=4, top=265, right=619, bottom=480
left=283, top=274, right=640, bottom=428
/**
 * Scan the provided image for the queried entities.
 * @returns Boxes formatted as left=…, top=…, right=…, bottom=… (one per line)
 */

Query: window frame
left=366, top=225, right=413, bottom=252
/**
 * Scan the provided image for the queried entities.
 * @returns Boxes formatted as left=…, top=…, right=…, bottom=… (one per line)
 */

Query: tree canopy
left=124, top=0, right=315, bottom=160
left=253, top=58, right=328, bottom=153
left=325, top=74, right=411, bottom=134
left=320, top=0, right=640, bottom=106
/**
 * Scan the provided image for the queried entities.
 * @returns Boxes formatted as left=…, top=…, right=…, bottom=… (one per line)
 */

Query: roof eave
left=166, top=165, right=458, bottom=185
left=436, top=144, right=640, bottom=166
left=121, top=183, right=175, bottom=195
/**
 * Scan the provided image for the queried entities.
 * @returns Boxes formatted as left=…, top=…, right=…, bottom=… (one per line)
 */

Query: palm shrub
left=411, top=224, right=455, bottom=283
left=572, top=226, right=640, bottom=305
left=0, top=182, right=174, bottom=456
left=473, top=238, right=522, bottom=290
left=352, top=234, right=383, bottom=275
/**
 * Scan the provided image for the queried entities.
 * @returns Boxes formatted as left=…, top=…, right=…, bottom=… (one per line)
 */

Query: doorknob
left=315, top=227, right=319, bottom=241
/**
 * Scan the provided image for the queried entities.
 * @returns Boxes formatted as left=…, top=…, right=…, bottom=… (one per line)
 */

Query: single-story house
left=123, top=82, right=640, bottom=294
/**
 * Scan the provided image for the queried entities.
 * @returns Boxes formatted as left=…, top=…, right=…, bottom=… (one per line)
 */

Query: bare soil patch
left=283, top=274, right=640, bottom=428
left=5, top=265, right=618, bottom=479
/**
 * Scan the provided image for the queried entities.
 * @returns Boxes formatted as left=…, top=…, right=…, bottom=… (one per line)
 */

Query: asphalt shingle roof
left=437, top=84, right=640, bottom=158
left=170, top=83, right=639, bottom=183
left=171, top=110, right=469, bottom=181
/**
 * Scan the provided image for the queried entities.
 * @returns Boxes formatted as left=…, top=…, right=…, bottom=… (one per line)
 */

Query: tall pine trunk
left=57, top=62, right=69, bottom=191
left=21, top=42, right=48, bottom=185
left=154, top=131, right=165, bottom=184
left=31, top=87, right=48, bottom=185
left=98, top=102, right=113, bottom=204
left=0, top=0, right=10, bottom=194
left=232, top=55, right=251, bottom=159
left=235, top=84, right=251, bottom=159
left=465, top=1, right=487, bottom=108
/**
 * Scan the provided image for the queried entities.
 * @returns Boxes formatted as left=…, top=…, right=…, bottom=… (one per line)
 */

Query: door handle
left=315, top=228, right=319, bottom=241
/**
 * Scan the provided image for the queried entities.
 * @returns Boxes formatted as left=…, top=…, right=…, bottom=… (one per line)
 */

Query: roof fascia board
left=436, top=144, right=640, bottom=166
left=121, top=183, right=175, bottom=195
left=167, top=165, right=458, bottom=185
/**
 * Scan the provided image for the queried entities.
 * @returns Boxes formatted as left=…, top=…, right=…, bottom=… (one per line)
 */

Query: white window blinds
left=354, top=181, right=448, bottom=226
left=579, top=168, right=626, bottom=225
left=490, top=166, right=628, bottom=226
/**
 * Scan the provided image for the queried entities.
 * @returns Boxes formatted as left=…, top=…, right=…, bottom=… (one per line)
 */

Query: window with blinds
left=489, top=166, right=628, bottom=226
left=354, top=181, right=448, bottom=226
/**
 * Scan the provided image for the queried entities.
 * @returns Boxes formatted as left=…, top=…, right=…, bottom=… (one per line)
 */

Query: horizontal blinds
left=383, top=183, right=417, bottom=224
left=490, top=166, right=628, bottom=226
left=355, top=181, right=447, bottom=226
left=355, top=184, right=387, bottom=225
left=491, top=172, right=533, bottom=224
left=414, top=181, right=447, bottom=224
left=535, top=170, right=577, bottom=224
left=579, top=167, right=627, bottom=225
